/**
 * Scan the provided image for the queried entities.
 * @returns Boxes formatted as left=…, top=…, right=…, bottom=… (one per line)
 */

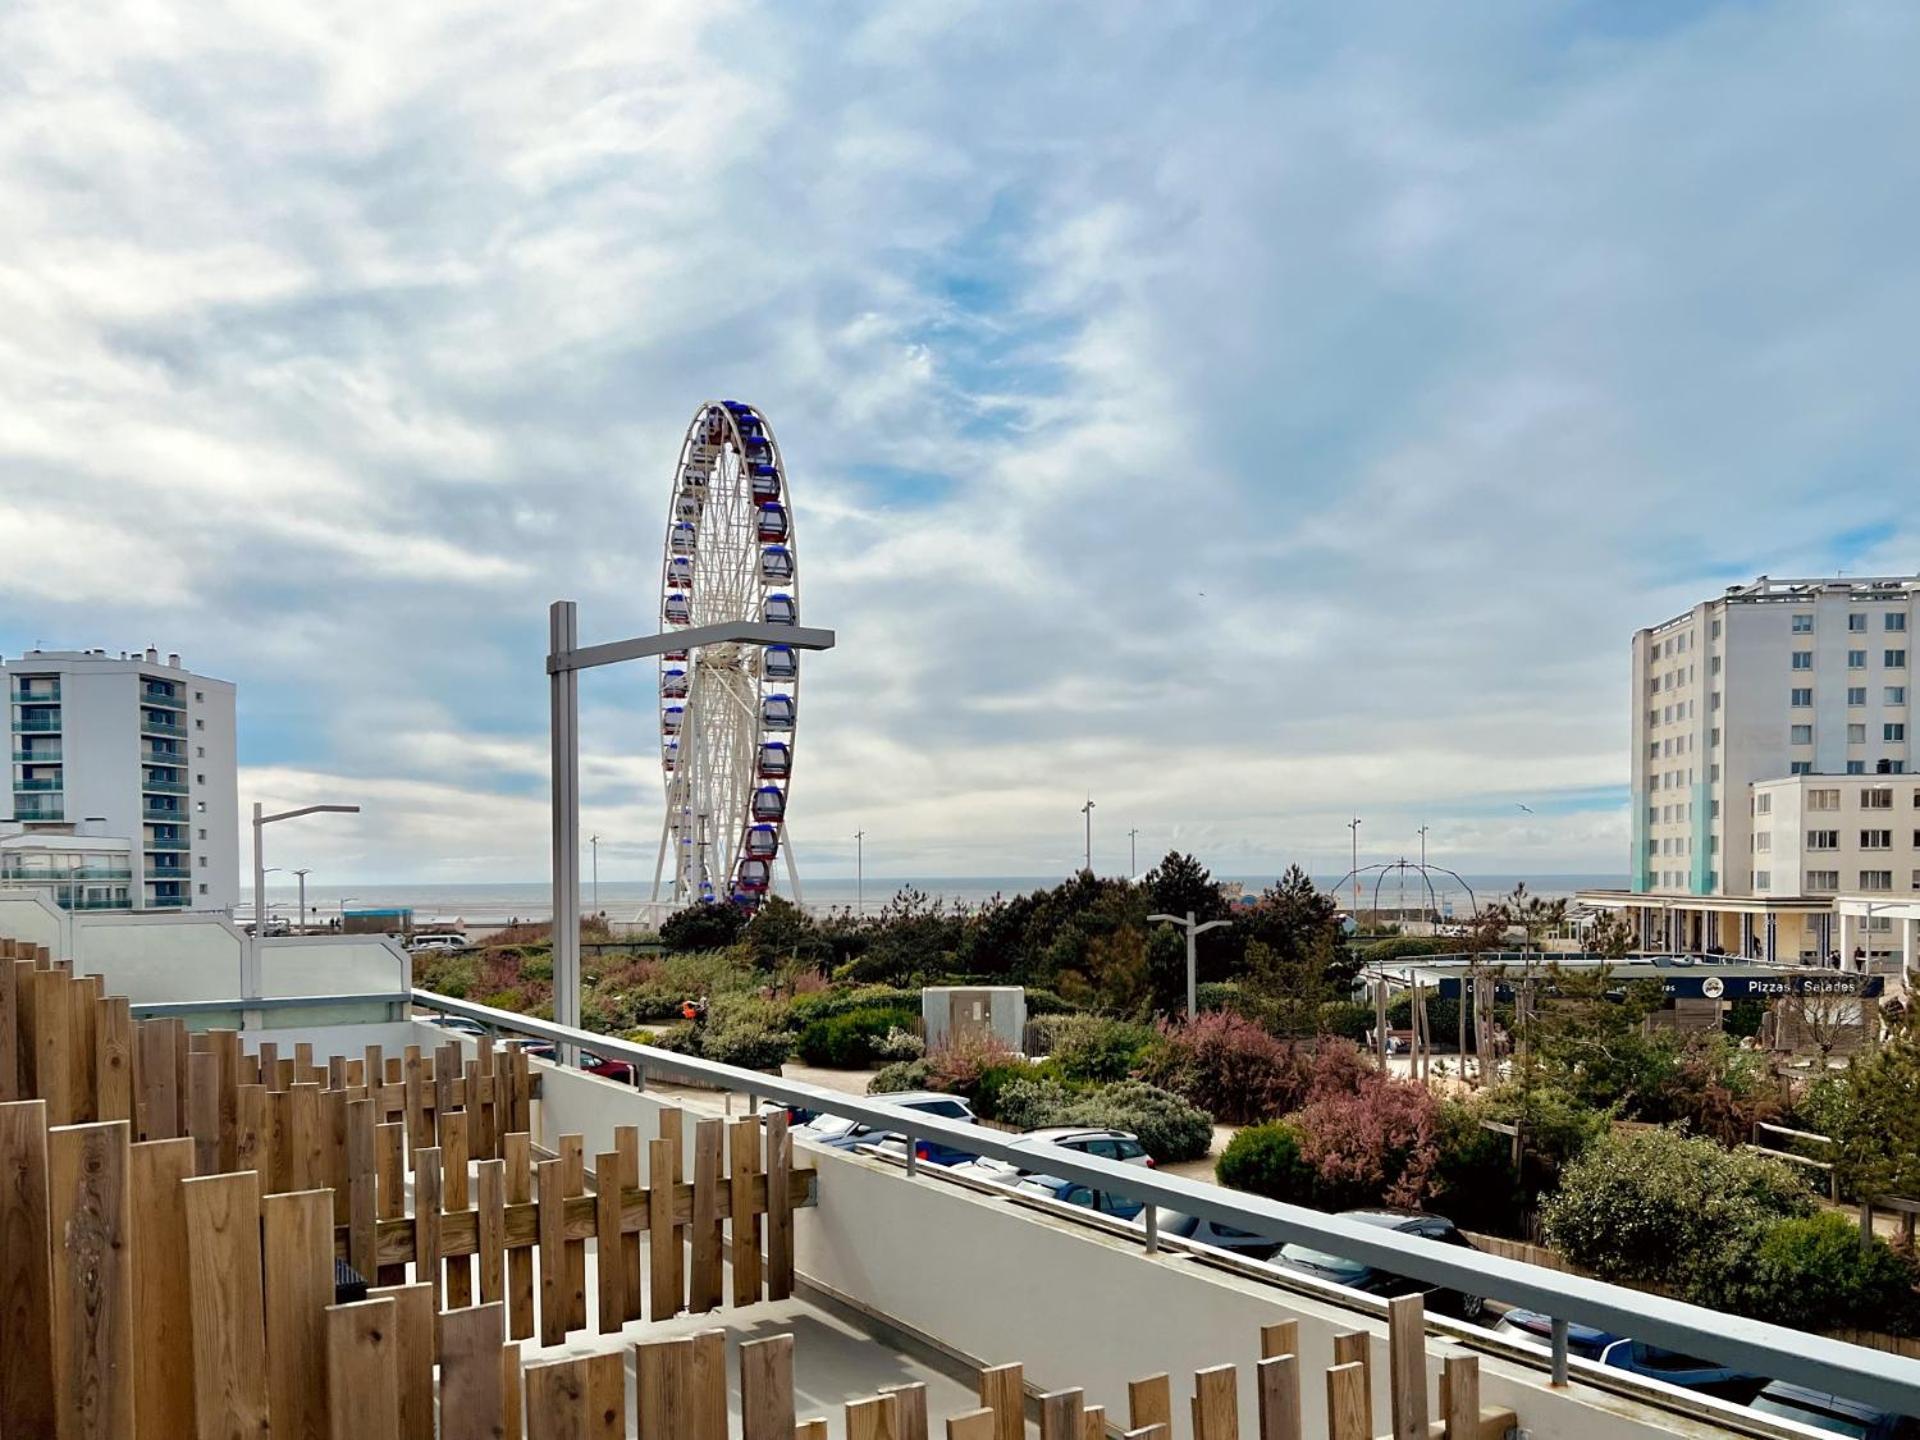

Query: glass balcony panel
left=11, top=717, right=60, bottom=733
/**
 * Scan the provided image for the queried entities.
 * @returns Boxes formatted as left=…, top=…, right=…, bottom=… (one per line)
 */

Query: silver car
left=946, top=1127, right=1154, bottom=1184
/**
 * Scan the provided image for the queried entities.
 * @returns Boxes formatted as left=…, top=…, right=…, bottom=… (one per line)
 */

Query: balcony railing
left=139, top=717, right=186, bottom=738
left=1, top=866, right=134, bottom=884
left=69, top=898, right=135, bottom=911
left=141, top=749, right=184, bottom=766
left=11, top=717, right=60, bottom=734
left=140, top=688, right=185, bottom=709
left=13, top=749, right=61, bottom=763
left=141, top=805, right=185, bottom=822
left=10, top=686, right=59, bottom=704
left=13, top=806, right=65, bottom=822
left=145, top=866, right=191, bottom=879
left=142, top=779, right=189, bottom=795
left=12, top=777, right=61, bottom=792
left=146, top=894, right=190, bottom=909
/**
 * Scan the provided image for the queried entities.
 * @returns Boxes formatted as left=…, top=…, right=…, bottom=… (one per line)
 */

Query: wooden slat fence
left=0, top=940, right=810, bottom=1438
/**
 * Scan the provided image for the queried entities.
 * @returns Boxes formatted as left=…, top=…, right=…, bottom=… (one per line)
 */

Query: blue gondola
left=675, top=493, right=702, bottom=523
left=734, top=858, right=771, bottom=895
left=751, top=470, right=781, bottom=503
left=759, top=546, right=794, bottom=582
left=666, top=557, right=695, bottom=589
left=661, top=705, right=685, bottom=735
left=752, top=786, right=786, bottom=822
left=756, top=503, right=789, bottom=543
left=763, top=593, right=796, bottom=625
left=762, top=695, right=795, bottom=730
left=665, top=594, right=692, bottom=624
left=744, top=824, right=779, bottom=859
left=662, top=740, right=679, bottom=771
left=763, top=645, right=797, bottom=681
left=669, top=522, right=697, bottom=555
left=661, top=668, right=688, bottom=699
left=757, top=741, right=791, bottom=778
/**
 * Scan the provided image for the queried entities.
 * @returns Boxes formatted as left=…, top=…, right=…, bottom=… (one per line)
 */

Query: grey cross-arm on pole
left=1149, top=913, right=1234, bottom=1019
left=258, top=804, right=362, bottom=824
left=549, top=621, right=835, bottom=673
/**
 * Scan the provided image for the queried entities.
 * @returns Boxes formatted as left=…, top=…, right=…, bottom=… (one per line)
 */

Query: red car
left=514, top=1042, right=637, bottom=1085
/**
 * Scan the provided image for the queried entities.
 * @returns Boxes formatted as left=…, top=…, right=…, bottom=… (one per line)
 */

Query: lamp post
left=1150, top=910, right=1233, bottom=1020
left=251, top=802, right=358, bottom=994
left=590, top=834, right=600, bottom=915
left=1347, top=817, right=1362, bottom=923
left=1081, top=797, right=1095, bottom=874
left=548, top=605, right=835, bottom=1040
left=1129, top=828, right=1139, bottom=878
left=853, top=830, right=865, bottom=916
left=291, top=868, right=311, bottom=933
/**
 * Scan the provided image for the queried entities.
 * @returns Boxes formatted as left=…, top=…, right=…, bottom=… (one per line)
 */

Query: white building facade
left=4, top=648, right=238, bottom=912
left=1587, top=575, right=1919, bottom=965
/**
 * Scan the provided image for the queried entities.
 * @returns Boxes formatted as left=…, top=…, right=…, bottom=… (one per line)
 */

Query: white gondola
left=744, top=823, right=779, bottom=859
left=759, top=546, right=794, bottom=582
left=661, top=705, right=685, bottom=735
left=675, top=493, right=702, bottom=523
left=763, top=593, right=796, bottom=625
left=752, top=786, right=786, bottom=822
left=762, top=694, right=796, bottom=730
left=763, top=645, right=798, bottom=681
left=661, top=668, right=689, bottom=699
left=757, top=741, right=791, bottom=778
left=664, top=593, right=692, bottom=624
left=666, top=556, right=695, bottom=589
left=669, top=522, right=697, bottom=555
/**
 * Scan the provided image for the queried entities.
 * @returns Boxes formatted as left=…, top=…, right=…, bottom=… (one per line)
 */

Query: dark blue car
left=1012, top=1173, right=1145, bottom=1221
left=1494, top=1309, right=1764, bottom=1401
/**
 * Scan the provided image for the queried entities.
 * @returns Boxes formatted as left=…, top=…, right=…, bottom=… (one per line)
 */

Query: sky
left=2, top=1, right=1918, bottom=888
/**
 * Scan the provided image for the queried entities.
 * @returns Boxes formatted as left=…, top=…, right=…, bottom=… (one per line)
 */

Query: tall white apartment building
left=3, top=648, right=238, bottom=912
left=1587, top=575, right=1919, bottom=962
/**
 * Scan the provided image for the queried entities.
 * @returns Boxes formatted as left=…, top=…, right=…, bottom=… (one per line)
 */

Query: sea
left=254, top=873, right=1627, bottom=927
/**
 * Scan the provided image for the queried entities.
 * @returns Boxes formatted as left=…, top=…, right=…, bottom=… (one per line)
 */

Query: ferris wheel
left=650, top=400, right=803, bottom=911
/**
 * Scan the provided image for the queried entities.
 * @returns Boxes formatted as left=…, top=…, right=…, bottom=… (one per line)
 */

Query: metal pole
left=550, top=601, right=582, bottom=1050
left=1129, top=828, right=1138, bottom=877
left=590, top=834, right=599, bottom=915
left=1186, top=909, right=1198, bottom=1020
left=1081, top=797, right=1095, bottom=873
left=854, top=830, right=864, bottom=915
left=1349, top=817, right=1361, bottom=923
left=251, top=801, right=265, bottom=937
left=294, top=869, right=309, bottom=933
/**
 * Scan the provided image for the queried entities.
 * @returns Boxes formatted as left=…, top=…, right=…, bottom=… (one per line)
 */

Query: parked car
left=1011, top=1173, right=1145, bottom=1220
left=507, top=1040, right=636, bottom=1084
left=1748, top=1381, right=1919, bottom=1439
left=425, top=1015, right=488, bottom=1039
left=1271, top=1210, right=1486, bottom=1320
left=1127, top=1208, right=1281, bottom=1260
left=793, top=1093, right=978, bottom=1163
left=407, top=932, right=469, bottom=952
left=947, top=1127, right=1154, bottom=1184
left=1492, top=1310, right=1764, bottom=1400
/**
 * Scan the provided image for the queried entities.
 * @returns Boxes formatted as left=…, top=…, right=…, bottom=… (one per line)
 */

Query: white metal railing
left=409, top=987, right=1920, bottom=1417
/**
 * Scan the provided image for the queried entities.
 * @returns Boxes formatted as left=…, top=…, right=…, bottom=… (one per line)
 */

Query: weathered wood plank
left=1388, top=1294, right=1428, bottom=1440
left=444, top=1109, right=473, bottom=1307
left=367, top=1282, right=436, bottom=1440
left=765, top=1109, right=793, bottom=1299
left=70, top=973, right=101, bottom=1124
left=1326, top=1362, right=1369, bottom=1440
left=1259, top=1319, right=1299, bottom=1362
left=0, top=1099, right=55, bottom=1436
left=1041, top=1390, right=1085, bottom=1440
left=537, top=1155, right=571, bottom=1345
left=1256, top=1354, right=1301, bottom=1440
left=182, top=1171, right=271, bottom=1439
left=741, top=1333, right=796, bottom=1440
left=35, top=967, right=75, bottom=1125
left=346, top=1097, right=378, bottom=1279
left=617, top=1122, right=644, bottom=1320
left=0, top=949, right=17, bottom=1103
left=478, top=1155, right=507, bottom=1305
left=131, top=1136, right=197, bottom=1439
left=415, top=1144, right=444, bottom=1323
left=979, top=1363, right=1025, bottom=1440
left=946, top=1411, right=996, bottom=1440
left=849, top=1392, right=903, bottom=1440
left=326, top=1298, right=400, bottom=1440
left=1193, top=1364, right=1238, bottom=1440
left=187, top=1049, right=220, bottom=1176
left=505, top=1131, right=535, bottom=1340
left=690, top=1118, right=724, bottom=1311
left=49, top=1119, right=133, bottom=1440
left=1331, top=1332, right=1373, bottom=1438
left=263, top=1187, right=336, bottom=1440
left=1127, top=1374, right=1171, bottom=1434
left=649, top=1135, right=678, bottom=1320
left=441, top=1299, right=509, bottom=1440
left=94, top=995, right=133, bottom=1125
left=526, top=1355, right=590, bottom=1440
left=689, top=1328, right=728, bottom=1440
left=562, top=1132, right=587, bottom=1330
left=585, top=1350, right=626, bottom=1440
left=729, top=1114, right=762, bottom=1305
left=596, top=1148, right=626, bottom=1332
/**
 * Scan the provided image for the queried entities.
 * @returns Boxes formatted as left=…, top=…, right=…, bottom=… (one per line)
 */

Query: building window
left=198, top=855, right=206, bottom=867
left=1712, top=619, right=1722, bottom=639
left=1850, top=650, right=1869, bottom=669
left=1849, top=687, right=1868, bottom=706
left=1792, top=651, right=1813, bottom=670
left=1754, top=833, right=1772, bottom=852
left=1889, top=650, right=1909, bottom=669
left=1808, top=830, right=1839, bottom=850
left=196, top=745, right=205, bottom=758
left=1810, top=788, right=1841, bottom=810
left=1754, top=871, right=1772, bottom=891
left=198, top=828, right=206, bottom=841
left=1850, top=723, right=1868, bottom=743
left=1756, top=793, right=1772, bottom=815
left=1889, top=724, right=1908, bottom=743
left=1710, top=764, right=1721, bottom=783
left=1793, top=614, right=1814, bottom=633
left=1891, top=614, right=1909, bottom=632
left=1862, top=830, right=1893, bottom=850
left=195, top=801, right=207, bottom=813
left=1792, top=688, right=1813, bottom=707
left=1889, top=687, right=1908, bottom=705
left=1865, top=788, right=1894, bottom=809
left=1710, top=655, right=1722, bottom=675
left=1709, top=728, right=1721, bottom=748
left=1710, top=692, right=1721, bottom=710
left=1807, top=871, right=1839, bottom=892
left=198, top=883, right=208, bottom=895
left=1849, top=761, right=1867, bottom=774
left=1791, top=724, right=1814, bottom=744
left=1850, top=614, right=1869, bottom=632
left=1710, top=799, right=1721, bottom=817
left=1792, top=761, right=1813, bottom=775
left=195, top=719, right=204, bottom=730
left=1861, top=870, right=1894, bottom=891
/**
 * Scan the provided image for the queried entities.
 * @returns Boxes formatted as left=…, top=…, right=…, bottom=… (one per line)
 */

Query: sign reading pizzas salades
left=1436, top=970, right=1881, bottom=1001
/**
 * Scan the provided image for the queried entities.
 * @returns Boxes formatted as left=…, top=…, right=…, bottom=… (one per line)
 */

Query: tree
left=1831, top=1024, right=1920, bottom=1203
left=1242, top=936, right=1337, bottom=1037
left=1586, top=910, right=1637, bottom=961
left=1242, top=865, right=1357, bottom=992
left=1144, top=851, right=1229, bottom=924
left=743, top=895, right=828, bottom=971
left=659, top=901, right=746, bottom=954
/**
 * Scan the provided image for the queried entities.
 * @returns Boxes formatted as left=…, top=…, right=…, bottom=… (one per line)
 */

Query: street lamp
left=1347, top=817, right=1362, bottom=923
left=253, top=802, right=359, bottom=941
left=853, top=830, right=865, bottom=916
left=256, top=866, right=281, bottom=930
left=1150, top=910, right=1233, bottom=1020
left=1128, top=828, right=1139, bottom=878
left=1081, top=797, right=1095, bottom=874
left=589, top=834, right=600, bottom=915
left=291, top=868, right=312, bottom=934
left=548, top=604, right=835, bottom=1037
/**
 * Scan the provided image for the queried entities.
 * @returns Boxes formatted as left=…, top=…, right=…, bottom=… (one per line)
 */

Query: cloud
left=3, top=0, right=1916, bottom=887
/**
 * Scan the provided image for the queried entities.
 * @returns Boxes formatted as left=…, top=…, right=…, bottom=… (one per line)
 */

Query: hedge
left=795, top=1005, right=918, bottom=1067
left=996, top=1076, right=1212, bottom=1164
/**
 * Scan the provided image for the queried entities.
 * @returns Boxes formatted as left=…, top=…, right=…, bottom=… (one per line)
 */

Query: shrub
left=659, top=901, right=746, bottom=953
left=1541, top=1129, right=1816, bottom=1284
left=698, top=1024, right=791, bottom=1071
left=1022, top=988, right=1080, bottom=1017
left=795, top=1006, right=916, bottom=1067
left=1216, top=1122, right=1318, bottom=1204
left=996, top=1077, right=1075, bottom=1131
left=1687, top=1211, right=1920, bottom=1333
left=868, top=1059, right=934, bottom=1094
left=1057, top=1080, right=1213, bottom=1164
left=924, top=1030, right=1022, bottom=1102
left=1034, top=1015, right=1156, bottom=1083
left=786, top=986, right=921, bottom=1031
left=1193, top=982, right=1245, bottom=1014
left=1136, top=1013, right=1311, bottom=1124
left=1317, top=1002, right=1374, bottom=1042
left=1291, top=1069, right=1443, bottom=1210
left=874, top=1027, right=926, bottom=1061
left=970, top=1061, right=1046, bottom=1120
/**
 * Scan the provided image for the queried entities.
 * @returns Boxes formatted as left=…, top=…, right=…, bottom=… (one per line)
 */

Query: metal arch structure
left=1327, top=860, right=1479, bottom=922
left=651, top=400, right=804, bottom=911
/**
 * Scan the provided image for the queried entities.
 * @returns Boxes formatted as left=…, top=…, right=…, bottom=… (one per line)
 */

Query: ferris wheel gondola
left=650, top=400, right=804, bottom=911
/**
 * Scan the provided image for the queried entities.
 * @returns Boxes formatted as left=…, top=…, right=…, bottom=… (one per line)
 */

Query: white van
left=407, top=933, right=469, bottom=953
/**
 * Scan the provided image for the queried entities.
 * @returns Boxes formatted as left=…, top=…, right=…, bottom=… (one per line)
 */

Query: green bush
left=795, top=1006, right=917, bottom=1067
left=874, top=1026, right=926, bottom=1061
left=868, top=1059, right=934, bottom=1094
left=522, top=955, right=554, bottom=982
left=1360, top=936, right=1458, bottom=962
left=1319, top=1002, right=1373, bottom=1041
left=1216, top=1122, right=1318, bottom=1204
left=698, top=1024, right=790, bottom=1071
left=1687, top=1211, right=1920, bottom=1333
left=995, top=1076, right=1211, bottom=1163
left=1022, top=988, right=1079, bottom=1017
left=1035, top=1015, right=1156, bottom=1083
left=785, top=986, right=921, bottom=1031
left=968, top=1060, right=1049, bottom=1120
left=1194, top=982, right=1244, bottom=1014
left=1541, top=1128, right=1815, bottom=1284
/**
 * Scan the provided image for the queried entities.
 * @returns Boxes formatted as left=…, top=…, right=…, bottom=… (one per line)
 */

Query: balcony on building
left=8, top=679, right=59, bottom=704
left=138, top=711, right=187, bottom=738
left=12, top=800, right=66, bottom=823
left=12, top=742, right=61, bottom=763
left=139, top=680, right=186, bottom=710
left=12, top=776, right=61, bottom=793
left=141, top=800, right=185, bottom=822
left=141, top=774, right=189, bottom=795
left=11, top=711, right=60, bottom=734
